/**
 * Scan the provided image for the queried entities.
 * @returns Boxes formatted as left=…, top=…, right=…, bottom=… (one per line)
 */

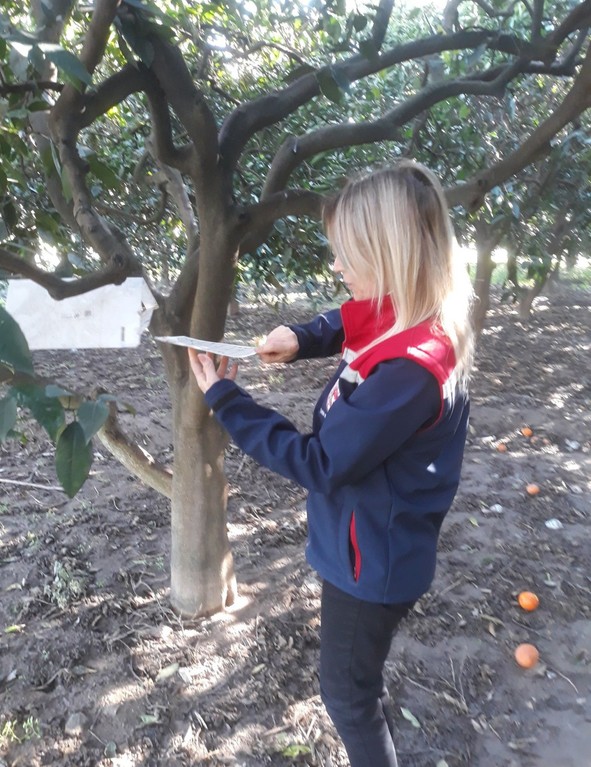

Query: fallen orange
left=526, top=483, right=540, bottom=496
left=518, top=591, right=539, bottom=611
left=496, top=442, right=508, bottom=453
left=515, top=643, right=539, bottom=668
left=521, top=426, right=533, bottom=438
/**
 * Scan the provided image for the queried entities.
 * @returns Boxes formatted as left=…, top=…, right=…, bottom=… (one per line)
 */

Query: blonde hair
left=323, top=160, right=474, bottom=386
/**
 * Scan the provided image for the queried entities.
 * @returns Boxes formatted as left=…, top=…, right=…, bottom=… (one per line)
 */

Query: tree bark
left=518, top=277, right=547, bottom=320
left=169, top=379, right=237, bottom=617
left=471, top=218, right=506, bottom=336
left=472, top=239, right=496, bottom=337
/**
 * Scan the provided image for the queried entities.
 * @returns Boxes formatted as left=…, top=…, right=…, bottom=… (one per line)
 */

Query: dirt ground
left=1, top=283, right=590, bottom=767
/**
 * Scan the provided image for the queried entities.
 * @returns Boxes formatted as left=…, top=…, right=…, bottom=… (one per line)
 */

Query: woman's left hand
left=188, top=349, right=238, bottom=394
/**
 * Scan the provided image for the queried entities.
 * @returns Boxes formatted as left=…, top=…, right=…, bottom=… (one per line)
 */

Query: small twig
left=0, top=477, right=65, bottom=492
left=236, top=453, right=248, bottom=477
left=402, top=675, right=468, bottom=714
left=511, top=619, right=546, bottom=638
left=435, top=576, right=465, bottom=597
left=552, top=668, right=579, bottom=694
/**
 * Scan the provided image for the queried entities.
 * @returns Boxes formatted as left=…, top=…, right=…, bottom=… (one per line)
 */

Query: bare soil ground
left=1, top=284, right=590, bottom=767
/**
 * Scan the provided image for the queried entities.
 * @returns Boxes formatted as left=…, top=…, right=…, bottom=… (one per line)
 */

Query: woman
left=189, top=161, right=474, bottom=766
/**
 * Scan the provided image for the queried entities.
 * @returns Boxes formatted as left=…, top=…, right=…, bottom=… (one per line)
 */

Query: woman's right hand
left=256, top=325, right=299, bottom=363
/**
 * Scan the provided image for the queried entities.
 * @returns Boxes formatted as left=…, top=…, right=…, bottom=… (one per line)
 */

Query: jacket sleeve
left=204, top=359, right=440, bottom=494
left=289, top=308, right=344, bottom=359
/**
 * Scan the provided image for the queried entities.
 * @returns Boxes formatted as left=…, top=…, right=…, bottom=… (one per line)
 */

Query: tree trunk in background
left=471, top=218, right=504, bottom=337
left=518, top=276, right=547, bottom=320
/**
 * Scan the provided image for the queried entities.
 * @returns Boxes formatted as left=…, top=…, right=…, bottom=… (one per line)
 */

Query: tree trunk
left=518, top=276, right=547, bottom=321
left=169, top=379, right=237, bottom=616
left=471, top=237, right=496, bottom=337
left=471, top=218, right=505, bottom=337
left=162, top=224, right=239, bottom=617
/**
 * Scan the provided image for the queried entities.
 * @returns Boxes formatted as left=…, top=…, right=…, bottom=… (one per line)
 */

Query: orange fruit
left=521, top=426, right=533, bottom=438
left=526, top=483, right=540, bottom=496
left=514, top=643, right=539, bottom=668
left=518, top=591, right=539, bottom=611
left=496, top=442, right=508, bottom=453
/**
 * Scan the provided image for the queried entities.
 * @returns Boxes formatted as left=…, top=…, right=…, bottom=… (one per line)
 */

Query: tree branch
left=80, top=64, right=149, bottom=127
left=531, top=0, right=545, bottom=43
left=212, top=40, right=308, bottom=66
left=263, top=60, right=526, bottom=196
left=0, top=80, right=62, bottom=96
left=445, top=44, right=591, bottom=210
left=47, top=2, right=142, bottom=277
left=165, top=241, right=200, bottom=326
left=238, top=190, right=324, bottom=256
left=97, top=403, right=172, bottom=499
left=94, top=190, right=168, bottom=226
left=148, top=34, right=219, bottom=194
left=218, top=29, right=552, bottom=170
left=0, top=248, right=137, bottom=300
left=548, top=0, right=591, bottom=48
left=371, top=0, right=394, bottom=52
left=143, top=71, right=197, bottom=174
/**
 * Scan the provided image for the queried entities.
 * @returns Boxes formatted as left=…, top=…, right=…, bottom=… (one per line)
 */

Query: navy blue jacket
left=205, top=298, right=469, bottom=603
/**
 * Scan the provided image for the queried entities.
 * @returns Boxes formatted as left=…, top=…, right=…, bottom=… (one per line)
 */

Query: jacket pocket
left=348, top=511, right=362, bottom=582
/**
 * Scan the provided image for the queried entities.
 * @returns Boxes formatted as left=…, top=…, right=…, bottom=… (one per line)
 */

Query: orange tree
left=2, top=0, right=591, bottom=616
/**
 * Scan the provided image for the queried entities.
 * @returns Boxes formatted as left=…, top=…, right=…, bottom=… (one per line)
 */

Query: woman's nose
left=332, top=254, right=343, bottom=273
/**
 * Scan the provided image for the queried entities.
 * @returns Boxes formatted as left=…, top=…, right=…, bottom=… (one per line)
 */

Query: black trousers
left=319, top=579, right=414, bottom=767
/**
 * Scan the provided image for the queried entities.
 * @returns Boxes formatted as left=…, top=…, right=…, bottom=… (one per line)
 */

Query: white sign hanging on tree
left=5, top=277, right=157, bottom=350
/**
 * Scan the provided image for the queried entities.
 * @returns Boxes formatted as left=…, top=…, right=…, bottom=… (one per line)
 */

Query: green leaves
left=55, top=422, right=93, bottom=498
left=0, top=309, right=113, bottom=496
left=316, top=67, right=350, bottom=105
left=15, top=383, right=66, bottom=442
left=77, top=401, right=110, bottom=443
left=0, top=306, right=34, bottom=376
left=87, top=156, right=120, bottom=190
left=5, top=34, right=92, bottom=91
left=38, top=43, right=92, bottom=89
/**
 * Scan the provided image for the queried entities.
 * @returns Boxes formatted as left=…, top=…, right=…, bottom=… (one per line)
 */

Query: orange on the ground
left=518, top=591, right=540, bottom=611
left=515, top=643, right=540, bottom=668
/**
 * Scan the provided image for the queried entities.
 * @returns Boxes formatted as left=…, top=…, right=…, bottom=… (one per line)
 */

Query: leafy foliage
left=0, top=305, right=112, bottom=497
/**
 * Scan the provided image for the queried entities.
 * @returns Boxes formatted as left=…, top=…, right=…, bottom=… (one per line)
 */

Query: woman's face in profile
left=331, top=252, right=375, bottom=301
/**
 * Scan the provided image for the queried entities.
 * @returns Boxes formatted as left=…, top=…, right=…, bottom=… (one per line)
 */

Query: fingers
left=256, top=325, right=299, bottom=363
left=188, top=349, right=239, bottom=393
left=188, top=348, right=206, bottom=388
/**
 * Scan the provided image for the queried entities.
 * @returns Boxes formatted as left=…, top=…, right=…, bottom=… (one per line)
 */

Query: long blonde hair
left=323, top=161, right=474, bottom=386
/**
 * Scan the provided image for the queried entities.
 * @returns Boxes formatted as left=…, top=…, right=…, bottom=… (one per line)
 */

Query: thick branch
left=531, top=0, right=545, bottom=42
left=0, top=81, right=62, bottom=96
left=371, top=0, right=394, bottom=52
left=263, top=61, right=525, bottom=196
left=77, top=0, right=120, bottom=76
left=47, top=4, right=142, bottom=276
left=219, top=29, right=552, bottom=168
left=98, top=405, right=172, bottom=499
left=165, top=241, right=200, bottom=324
left=0, top=248, right=136, bottom=300
left=239, top=190, right=324, bottom=256
left=148, top=35, right=219, bottom=193
left=80, top=64, right=149, bottom=127
left=143, top=72, right=196, bottom=174
left=446, top=44, right=591, bottom=210
left=548, top=0, right=591, bottom=48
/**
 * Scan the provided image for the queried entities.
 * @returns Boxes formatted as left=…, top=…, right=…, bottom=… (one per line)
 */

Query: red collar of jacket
left=339, top=297, right=457, bottom=421
left=340, top=297, right=397, bottom=352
